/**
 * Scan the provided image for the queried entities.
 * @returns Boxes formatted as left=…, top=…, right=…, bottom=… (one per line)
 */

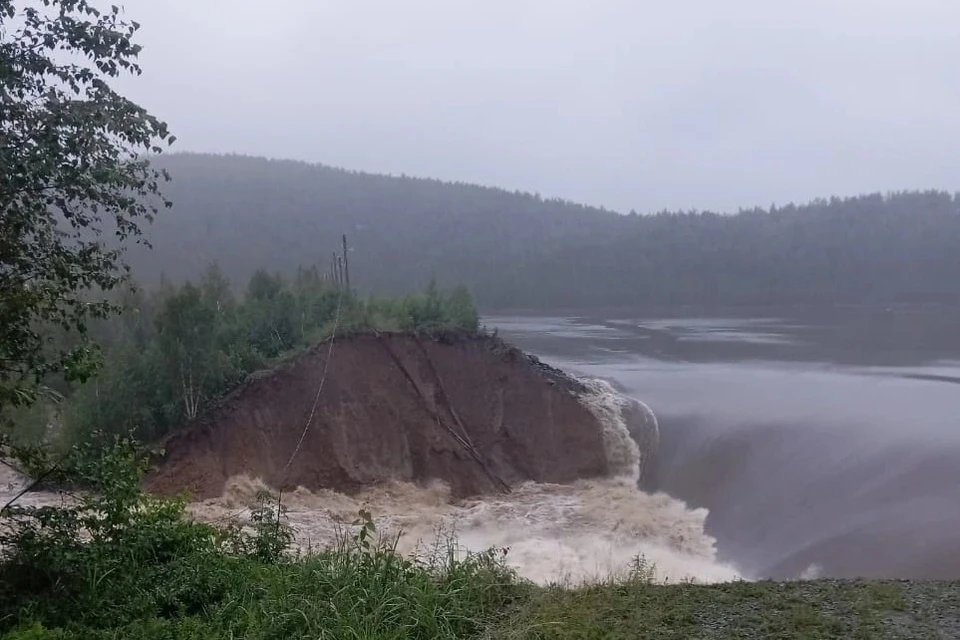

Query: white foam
left=578, top=378, right=643, bottom=483
left=190, top=378, right=741, bottom=585
left=4, top=379, right=743, bottom=585
left=192, top=476, right=740, bottom=585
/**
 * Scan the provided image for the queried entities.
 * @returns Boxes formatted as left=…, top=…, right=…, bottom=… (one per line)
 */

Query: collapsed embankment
left=144, top=331, right=737, bottom=585
left=146, top=332, right=632, bottom=500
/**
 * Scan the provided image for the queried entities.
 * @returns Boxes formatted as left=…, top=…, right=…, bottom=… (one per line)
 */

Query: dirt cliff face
left=145, top=333, right=610, bottom=500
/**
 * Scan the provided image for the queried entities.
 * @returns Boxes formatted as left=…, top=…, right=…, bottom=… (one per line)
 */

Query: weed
left=0, top=437, right=522, bottom=638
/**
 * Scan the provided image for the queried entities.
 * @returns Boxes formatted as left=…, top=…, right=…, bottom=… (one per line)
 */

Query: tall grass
left=0, top=437, right=523, bottom=639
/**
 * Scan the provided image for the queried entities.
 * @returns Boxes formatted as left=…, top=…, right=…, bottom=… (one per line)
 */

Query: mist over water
left=489, top=307, right=960, bottom=580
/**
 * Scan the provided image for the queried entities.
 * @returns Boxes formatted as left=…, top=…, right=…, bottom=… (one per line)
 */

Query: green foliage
left=218, top=489, right=295, bottom=564
left=0, top=437, right=520, bottom=639
left=0, top=394, right=58, bottom=449
left=17, top=268, right=482, bottom=448
left=399, top=279, right=446, bottom=331
left=350, top=281, right=482, bottom=335
left=0, top=0, right=173, bottom=412
left=444, top=285, right=481, bottom=333
left=242, top=270, right=298, bottom=357
left=0, top=434, right=225, bottom=631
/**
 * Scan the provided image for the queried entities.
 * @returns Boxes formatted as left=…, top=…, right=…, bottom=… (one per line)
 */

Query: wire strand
left=281, top=291, right=343, bottom=477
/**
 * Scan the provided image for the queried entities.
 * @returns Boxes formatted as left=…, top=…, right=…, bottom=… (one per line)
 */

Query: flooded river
left=487, top=305, right=960, bottom=580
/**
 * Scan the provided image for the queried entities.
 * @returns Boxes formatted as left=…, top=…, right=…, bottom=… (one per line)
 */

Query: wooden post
left=342, top=234, right=351, bottom=292
left=331, top=252, right=340, bottom=290
left=337, top=255, right=345, bottom=290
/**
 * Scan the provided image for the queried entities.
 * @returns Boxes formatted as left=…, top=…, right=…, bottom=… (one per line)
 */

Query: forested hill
left=130, top=153, right=960, bottom=309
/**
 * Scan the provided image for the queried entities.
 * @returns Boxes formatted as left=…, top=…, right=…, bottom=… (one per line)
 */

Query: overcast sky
left=113, top=0, right=960, bottom=213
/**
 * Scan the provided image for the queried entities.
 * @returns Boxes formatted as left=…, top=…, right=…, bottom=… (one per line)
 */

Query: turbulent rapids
left=188, top=378, right=740, bottom=585
left=2, top=334, right=742, bottom=585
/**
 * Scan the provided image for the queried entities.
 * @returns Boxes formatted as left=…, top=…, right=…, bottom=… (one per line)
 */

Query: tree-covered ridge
left=129, top=153, right=960, bottom=309
left=507, top=191, right=960, bottom=308
left=6, top=267, right=481, bottom=449
left=125, top=152, right=622, bottom=300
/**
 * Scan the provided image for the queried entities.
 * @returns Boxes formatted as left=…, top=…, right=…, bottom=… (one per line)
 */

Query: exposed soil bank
left=146, top=332, right=613, bottom=500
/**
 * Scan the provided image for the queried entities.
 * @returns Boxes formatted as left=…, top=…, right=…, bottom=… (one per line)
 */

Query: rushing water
left=6, top=305, right=958, bottom=584
left=1, top=364, right=741, bottom=586
left=189, top=377, right=740, bottom=586
left=487, top=305, right=960, bottom=580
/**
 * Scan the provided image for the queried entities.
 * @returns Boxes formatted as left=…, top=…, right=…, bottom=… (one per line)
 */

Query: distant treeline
left=127, top=153, right=960, bottom=309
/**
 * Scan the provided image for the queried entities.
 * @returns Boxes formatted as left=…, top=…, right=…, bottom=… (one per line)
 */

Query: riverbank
left=6, top=545, right=958, bottom=640
left=495, top=578, right=960, bottom=639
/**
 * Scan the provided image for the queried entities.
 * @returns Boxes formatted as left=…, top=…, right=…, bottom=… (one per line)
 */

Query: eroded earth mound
left=146, top=333, right=613, bottom=499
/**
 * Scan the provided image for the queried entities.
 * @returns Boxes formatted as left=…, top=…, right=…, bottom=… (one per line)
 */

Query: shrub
left=0, top=436, right=522, bottom=639
left=0, top=434, right=227, bottom=630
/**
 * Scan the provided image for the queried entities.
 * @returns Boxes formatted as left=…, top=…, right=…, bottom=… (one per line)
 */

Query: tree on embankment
left=0, top=0, right=174, bottom=427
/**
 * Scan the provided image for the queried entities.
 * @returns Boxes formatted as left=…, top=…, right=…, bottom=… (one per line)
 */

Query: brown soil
left=145, top=332, right=610, bottom=500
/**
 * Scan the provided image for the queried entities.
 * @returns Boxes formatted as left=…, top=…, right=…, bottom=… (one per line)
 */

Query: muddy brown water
left=487, top=305, right=960, bottom=580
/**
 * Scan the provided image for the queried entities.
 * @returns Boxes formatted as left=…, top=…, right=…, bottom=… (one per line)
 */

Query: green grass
left=0, top=523, right=526, bottom=639
left=493, top=578, right=960, bottom=640
left=6, top=561, right=960, bottom=640
left=6, top=553, right=519, bottom=639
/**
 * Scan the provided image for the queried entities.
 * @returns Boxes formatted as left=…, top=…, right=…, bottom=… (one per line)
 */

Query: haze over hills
left=130, top=152, right=960, bottom=310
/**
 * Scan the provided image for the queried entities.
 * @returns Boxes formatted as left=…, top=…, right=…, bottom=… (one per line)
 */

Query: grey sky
left=115, top=0, right=960, bottom=213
